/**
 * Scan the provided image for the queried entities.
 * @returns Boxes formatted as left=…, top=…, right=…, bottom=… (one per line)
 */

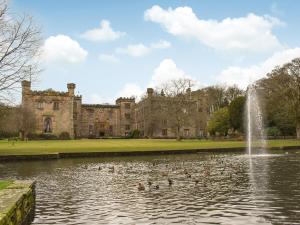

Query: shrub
left=59, top=132, right=71, bottom=140
left=127, top=129, right=141, bottom=138
left=27, top=133, right=58, bottom=140
left=0, top=131, right=18, bottom=139
left=266, top=126, right=282, bottom=137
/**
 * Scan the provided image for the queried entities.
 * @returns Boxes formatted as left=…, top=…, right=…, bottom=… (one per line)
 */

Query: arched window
left=44, top=117, right=52, bottom=133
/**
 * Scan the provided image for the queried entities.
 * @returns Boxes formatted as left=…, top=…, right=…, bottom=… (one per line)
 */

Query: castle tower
left=21, top=80, right=31, bottom=105
left=22, top=80, right=31, bottom=94
left=67, top=83, right=76, bottom=96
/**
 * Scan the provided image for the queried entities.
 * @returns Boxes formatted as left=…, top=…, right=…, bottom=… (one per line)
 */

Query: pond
left=1, top=152, right=300, bottom=224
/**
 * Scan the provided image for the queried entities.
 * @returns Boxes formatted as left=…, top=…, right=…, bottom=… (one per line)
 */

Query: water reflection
left=0, top=153, right=299, bottom=224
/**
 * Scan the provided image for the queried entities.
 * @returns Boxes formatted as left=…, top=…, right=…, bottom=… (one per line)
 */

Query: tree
left=158, top=79, right=197, bottom=140
left=202, top=85, right=244, bottom=115
left=207, top=107, right=230, bottom=136
left=0, top=1, right=41, bottom=103
left=17, top=106, right=36, bottom=139
left=225, top=85, right=244, bottom=103
left=258, top=58, right=300, bottom=138
left=228, top=96, right=246, bottom=132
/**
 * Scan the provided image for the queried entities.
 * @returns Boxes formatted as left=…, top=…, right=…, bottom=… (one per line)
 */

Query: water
left=246, top=85, right=266, bottom=155
left=1, top=153, right=300, bottom=224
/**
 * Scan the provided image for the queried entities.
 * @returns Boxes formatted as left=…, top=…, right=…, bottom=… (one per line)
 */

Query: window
left=44, top=117, right=52, bottom=133
left=89, top=125, right=94, bottom=135
left=88, top=110, right=94, bottom=118
left=73, top=112, right=78, bottom=120
left=100, top=123, right=105, bottom=129
left=162, top=119, right=167, bottom=126
left=125, top=124, right=130, bottom=130
left=53, top=102, right=59, bottom=110
left=109, top=111, right=113, bottom=119
left=162, top=129, right=168, bottom=136
left=184, top=129, right=190, bottom=137
left=37, top=102, right=43, bottom=109
left=125, top=113, right=131, bottom=119
left=125, top=103, right=131, bottom=109
left=73, top=102, right=77, bottom=112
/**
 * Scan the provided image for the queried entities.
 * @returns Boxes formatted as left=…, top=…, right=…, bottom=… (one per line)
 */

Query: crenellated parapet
left=115, top=97, right=135, bottom=104
left=29, top=89, right=69, bottom=97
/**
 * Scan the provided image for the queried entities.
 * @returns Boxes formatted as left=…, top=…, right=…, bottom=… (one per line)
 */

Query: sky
left=9, top=0, right=300, bottom=104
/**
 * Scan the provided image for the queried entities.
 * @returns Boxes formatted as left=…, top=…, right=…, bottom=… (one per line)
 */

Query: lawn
left=0, top=180, right=12, bottom=190
left=0, top=139, right=300, bottom=156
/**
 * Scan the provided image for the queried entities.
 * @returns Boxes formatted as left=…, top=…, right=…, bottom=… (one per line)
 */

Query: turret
left=22, top=80, right=31, bottom=95
left=67, top=83, right=76, bottom=96
left=147, top=88, right=154, bottom=98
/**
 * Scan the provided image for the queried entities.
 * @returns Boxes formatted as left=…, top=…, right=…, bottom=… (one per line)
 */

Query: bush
left=88, top=134, right=96, bottom=139
left=27, top=133, right=58, bottom=140
left=127, top=129, right=141, bottom=138
left=0, top=131, right=18, bottom=139
left=59, top=132, right=71, bottom=140
left=266, top=126, right=282, bottom=137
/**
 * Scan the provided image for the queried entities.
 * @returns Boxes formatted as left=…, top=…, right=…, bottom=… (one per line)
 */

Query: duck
left=155, top=184, right=159, bottom=190
left=138, top=183, right=145, bottom=191
left=194, top=179, right=200, bottom=185
left=168, top=178, right=173, bottom=186
left=148, top=181, right=152, bottom=186
left=161, top=171, right=168, bottom=177
left=108, top=166, right=115, bottom=173
left=98, top=166, right=102, bottom=171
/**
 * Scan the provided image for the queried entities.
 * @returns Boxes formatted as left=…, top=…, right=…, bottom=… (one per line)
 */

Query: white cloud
left=150, top=40, right=171, bottom=49
left=117, top=83, right=144, bottom=99
left=42, top=35, right=88, bottom=64
left=89, top=94, right=113, bottom=104
left=116, top=40, right=171, bottom=57
left=80, top=20, right=125, bottom=42
left=116, top=43, right=150, bottom=57
left=217, top=48, right=300, bottom=89
left=98, top=54, right=119, bottom=63
left=149, top=58, right=194, bottom=88
left=144, top=5, right=283, bottom=53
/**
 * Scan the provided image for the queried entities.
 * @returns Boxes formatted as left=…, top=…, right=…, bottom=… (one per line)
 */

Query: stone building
left=22, top=81, right=209, bottom=138
left=133, top=88, right=207, bottom=138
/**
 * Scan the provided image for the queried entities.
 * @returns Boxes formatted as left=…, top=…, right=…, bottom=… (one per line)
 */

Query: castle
left=22, top=81, right=209, bottom=138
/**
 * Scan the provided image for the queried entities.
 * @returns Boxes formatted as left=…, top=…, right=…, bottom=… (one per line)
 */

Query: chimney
left=67, top=83, right=76, bottom=96
left=147, top=88, right=154, bottom=98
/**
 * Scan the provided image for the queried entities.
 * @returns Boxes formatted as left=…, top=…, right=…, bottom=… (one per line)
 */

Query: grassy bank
left=0, top=180, right=12, bottom=190
left=0, top=139, right=300, bottom=156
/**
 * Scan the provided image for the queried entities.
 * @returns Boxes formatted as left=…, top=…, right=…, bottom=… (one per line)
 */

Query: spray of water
left=246, top=85, right=266, bottom=155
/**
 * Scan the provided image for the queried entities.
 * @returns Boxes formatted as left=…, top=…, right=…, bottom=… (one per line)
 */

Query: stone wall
left=0, top=181, right=36, bottom=225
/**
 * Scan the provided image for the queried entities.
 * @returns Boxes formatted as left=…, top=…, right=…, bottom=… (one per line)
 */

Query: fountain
left=246, top=84, right=266, bottom=155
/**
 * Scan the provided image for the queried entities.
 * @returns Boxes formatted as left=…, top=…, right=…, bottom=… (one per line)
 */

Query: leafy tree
left=228, top=96, right=245, bottom=132
left=207, top=107, right=230, bottom=136
left=258, top=58, right=300, bottom=138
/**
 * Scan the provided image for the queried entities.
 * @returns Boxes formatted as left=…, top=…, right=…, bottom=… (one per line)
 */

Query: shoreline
left=0, top=145, right=299, bottom=162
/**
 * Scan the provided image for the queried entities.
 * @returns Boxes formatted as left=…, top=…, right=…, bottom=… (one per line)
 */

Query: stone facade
left=22, top=81, right=209, bottom=138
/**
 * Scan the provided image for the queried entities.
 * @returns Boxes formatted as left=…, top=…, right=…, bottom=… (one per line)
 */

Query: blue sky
left=10, top=0, right=300, bottom=103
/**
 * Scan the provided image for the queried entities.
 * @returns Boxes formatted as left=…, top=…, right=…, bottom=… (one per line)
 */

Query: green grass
left=0, top=139, right=300, bottom=156
left=0, top=180, right=12, bottom=190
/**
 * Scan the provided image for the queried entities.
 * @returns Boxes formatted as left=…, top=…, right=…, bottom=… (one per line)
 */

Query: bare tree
left=17, top=106, right=36, bottom=139
left=0, top=1, right=41, bottom=103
